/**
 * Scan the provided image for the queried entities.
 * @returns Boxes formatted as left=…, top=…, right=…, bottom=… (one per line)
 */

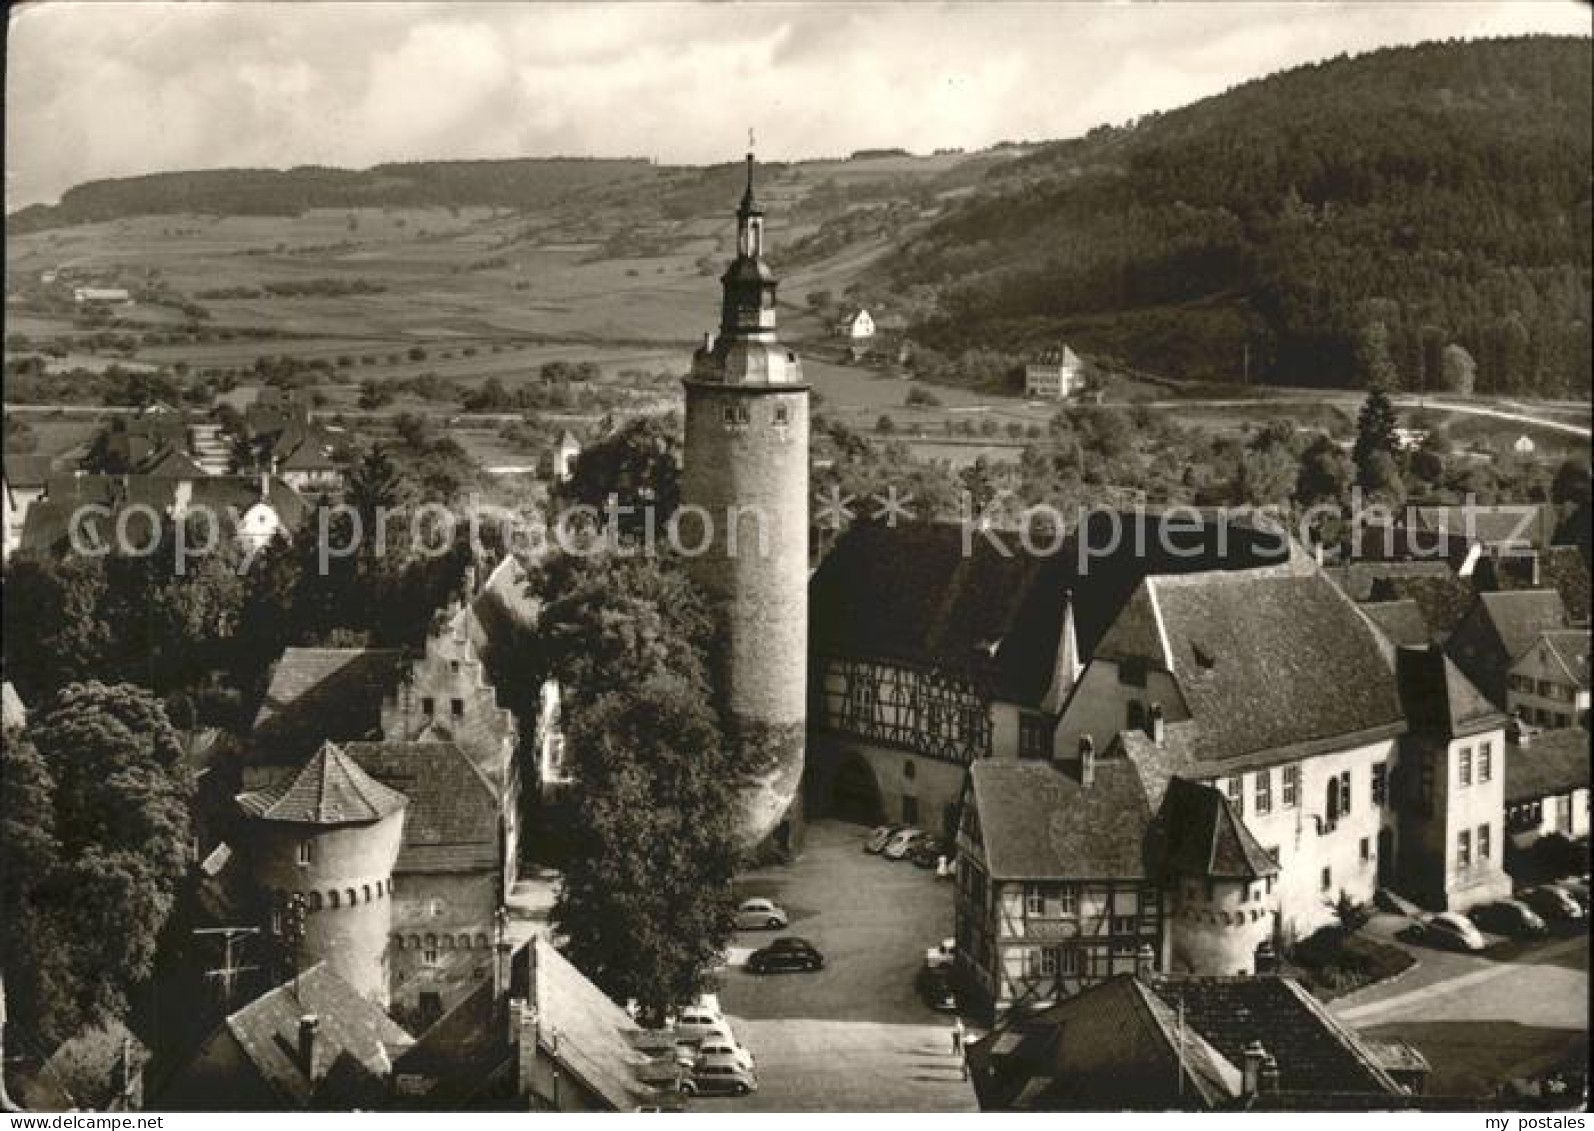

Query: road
left=1135, top=394, right=1591, bottom=439
left=691, top=819, right=979, bottom=1112
left=1331, top=912, right=1588, bottom=1096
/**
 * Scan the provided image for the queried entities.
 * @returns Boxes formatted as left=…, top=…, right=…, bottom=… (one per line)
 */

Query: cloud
left=5, top=0, right=1589, bottom=208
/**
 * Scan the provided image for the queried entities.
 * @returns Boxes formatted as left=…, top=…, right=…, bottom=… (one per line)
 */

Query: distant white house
left=72, top=286, right=132, bottom=305
left=1393, top=427, right=1430, bottom=452
left=543, top=430, right=582, bottom=482
left=1025, top=345, right=1084, bottom=400
left=1513, top=435, right=1537, bottom=455
left=836, top=308, right=876, bottom=341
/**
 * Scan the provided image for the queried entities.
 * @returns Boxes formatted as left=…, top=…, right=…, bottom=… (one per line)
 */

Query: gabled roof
left=1411, top=503, right=1557, bottom=549
left=1360, top=599, right=1431, bottom=648
left=987, top=974, right=1240, bottom=1110
left=1492, top=545, right=1591, bottom=623
left=528, top=936, right=660, bottom=1111
left=1525, top=629, right=1590, bottom=689
left=237, top=741, right=407, bottom=825
left=966, top=757, right=1153, bottom=880
left=810, top=515, right=1300, bottom=707
left=1031, top=345, right=1081, bottom=368
left=1367, top=574, right=1475, bottom=643
left=220, top=963, right=412, bottom=1109
left=1395, top=646, right=1506, bottom=739
left=345, top=741, right=499, bottom=872
left=252, top=647, right=407, bottom=760
left=1322, top=559, right=1455, bottom=602
left=1097, top=570, right=1407, bottom=767
left=1505, top=728, right=1592, bottom=805
left=1148, top=777, right=1278, bottom=881
left=139, top=445, right=207, bottom=478
left=1480, top=589, right=1571, bottom=667
left=1146, top=976, right=1401, bottom=1097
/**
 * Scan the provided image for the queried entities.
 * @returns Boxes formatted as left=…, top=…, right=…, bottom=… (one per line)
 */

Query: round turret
left=238, top=742, right=407, bottom=1004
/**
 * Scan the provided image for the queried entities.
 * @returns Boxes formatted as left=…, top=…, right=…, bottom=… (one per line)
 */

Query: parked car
left=748, top=939, right=824, bottom=973
left=925, top=937, right=956, bottom=969
left=883, top=828, right=925, bottom=860
left=917, top=965, right=958, bottom=1012
left=695, top=1038, right=755, bottom=1072
left=1414, top=911, right=1487, bottom=952
left=909, top=836, right=946, bottom=869
left=733, top=897, right=790, bottom=930
left=1521, top=885, right=1585, bottom=924
left=679, top=1062, right=757, bottom=1097
left=675, top=1007, right=736, bottom=1044
left=865, top=825, right=904, bottom=854
left=1470, top=900, right=1549, bottom=939
left=1556, top=878, right=1591, bottom=913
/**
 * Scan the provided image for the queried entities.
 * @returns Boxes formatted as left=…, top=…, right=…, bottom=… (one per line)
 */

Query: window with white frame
left=297, top=841, right=313, bottom=866
left=1457, top=828, right=1471, bottom=868
left=1227, top=775, right=1244, bottom=815
left=1459, top=745, right=1472, bottom=787
left=1478, top=742, right=1492, bottom=783
left=1025, top=886, right=1045, bottom=915
left=1371, top=762, right=1388, bottom=806
left=1478, top=823, right=1491, bottom=861
left=1254, top=769, right=1272, bottom=816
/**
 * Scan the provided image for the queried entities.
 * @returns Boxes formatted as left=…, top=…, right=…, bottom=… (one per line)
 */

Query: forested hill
left=877, top=36, right=1592, bottom=396
left=4, top=158, right=661, bottom=231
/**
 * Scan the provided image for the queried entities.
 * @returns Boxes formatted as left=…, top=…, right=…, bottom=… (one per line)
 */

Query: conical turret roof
left=238, top=740, right=407, bottom=825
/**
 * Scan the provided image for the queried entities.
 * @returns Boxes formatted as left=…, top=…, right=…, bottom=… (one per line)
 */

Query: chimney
left=1259, top=1052, right=1281, bottom=1096
left=1148, top=702, right=1165, bottom=745
left=298, top=1014, right=321, bottom=1082
left=1530, top=550, right=1541, bottom=587
left=1254, top=939, right=1279, bottom=975
left=1134, top=942, right=1156, bottom=975
left=702, top=331, right=714, bottom=352
left=260, top=469, right=271, bottom=499
left=1078, top=735, right=1096, bottom=788
left=1241, top=1039, right=1268, bottom=1099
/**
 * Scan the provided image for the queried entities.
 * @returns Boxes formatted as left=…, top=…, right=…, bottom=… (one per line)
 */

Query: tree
left=1440, top=344, right=1476, bottom=395
left=553, top=671, right=737, bottom=1027
left=1354, top=322, right=1400, bottom=390
left=15, top=683, right=193, bottom=1040
left=1361, top=449, right=1407, bottom=506
left=2, top=554, right=114, bottom=702
left=560, top=416, right=682, bottom=538
left=1352, top=386, right=1400, bottom=482
left=1550, top=459, right=1592, bottom=509
left=531, top=553, right=735, bottom=1026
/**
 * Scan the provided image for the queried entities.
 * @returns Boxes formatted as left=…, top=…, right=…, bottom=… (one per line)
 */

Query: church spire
left=1041, top=588, right=1082, bottom=714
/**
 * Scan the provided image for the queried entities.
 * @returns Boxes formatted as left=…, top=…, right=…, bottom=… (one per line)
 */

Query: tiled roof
left=1482, top=590, right=1573, bottom=666
left=345, top=741, right=499, bottom=873
left=1533, top=629, right=1590, bottom=690
left=967, top=757, right=1153, bottom=880
left=1504, top=728, right=1591, bottom=804
left=992, top=975, right=1240, bottom=1109
left=1322, top=559, right=1454, bottom=602
left=1147, top=777, right=1278, bottom=881
left=221, top=963, right=412, bottom=1108
left=139, top=445, right=207, bottom=478
left=1146, top=975, right=1401, bottom=1096
left=1368, top=573, right=1474, bottom=642
left=1411, top=503, right=1557, bottom=549
left=809, top=515, right=1301, bottom=707
left=1116, top=720, right=1201, bottom=808
left=237, top=741, right=407, bottom=825
left=1101, top=570, right=1407, bottom=767
left=252, top=647, right=407, bottom=760
left=529, top=937, right=659, bottom=1110
left=1360, top=600, right=1432, bottom=648
left=1395, top=646, right=1506, bottom=739
left=1485, top=547, right=1587, bottom=624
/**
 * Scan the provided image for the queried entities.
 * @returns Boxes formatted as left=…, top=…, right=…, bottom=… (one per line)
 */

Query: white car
left=675, top=1007, right=736, bottom=1045
left=695, top=1038, right=756, bottom=1072
left=883, top=828, right=925, bottom=860
left=925, top=937, right=956, bottom=969
left=733, top=897, right=790, bottom=930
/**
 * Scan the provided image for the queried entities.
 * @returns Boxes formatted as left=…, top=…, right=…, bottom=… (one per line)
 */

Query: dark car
left=747, top=939, right=824, bottom=974
left=1469, top=899, right=1549, bottom=939
left=1521, top=885, right=1585, bottom=925
left=917, top=965, right=958, bottom=1012
left=769, top=935, right=819, bottom=953
left=909, top=836, right=946, bottom=869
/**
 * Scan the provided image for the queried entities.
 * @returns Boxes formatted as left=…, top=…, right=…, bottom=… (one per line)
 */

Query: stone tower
left=238, top=742, right=408, bottom=1005
left=682, top=153, right=809, bottom=853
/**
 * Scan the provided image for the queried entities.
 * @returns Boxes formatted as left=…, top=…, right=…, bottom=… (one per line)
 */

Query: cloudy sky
left=6, top=0, right=1590, bottom=208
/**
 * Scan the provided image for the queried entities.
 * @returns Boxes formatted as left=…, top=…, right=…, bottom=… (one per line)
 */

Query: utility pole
left=193, top=926, right=261, bottom=1009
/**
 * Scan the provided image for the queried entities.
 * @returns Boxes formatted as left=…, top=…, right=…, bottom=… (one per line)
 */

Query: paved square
left=693, top=819, right=979, bottom=1111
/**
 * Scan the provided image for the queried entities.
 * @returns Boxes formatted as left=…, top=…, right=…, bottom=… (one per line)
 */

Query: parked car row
left=864, top=824, right=951, bottom=870
left=672, top=998, right=760, bottom=1098
left=1410, top=880, right=1587, bottom=952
